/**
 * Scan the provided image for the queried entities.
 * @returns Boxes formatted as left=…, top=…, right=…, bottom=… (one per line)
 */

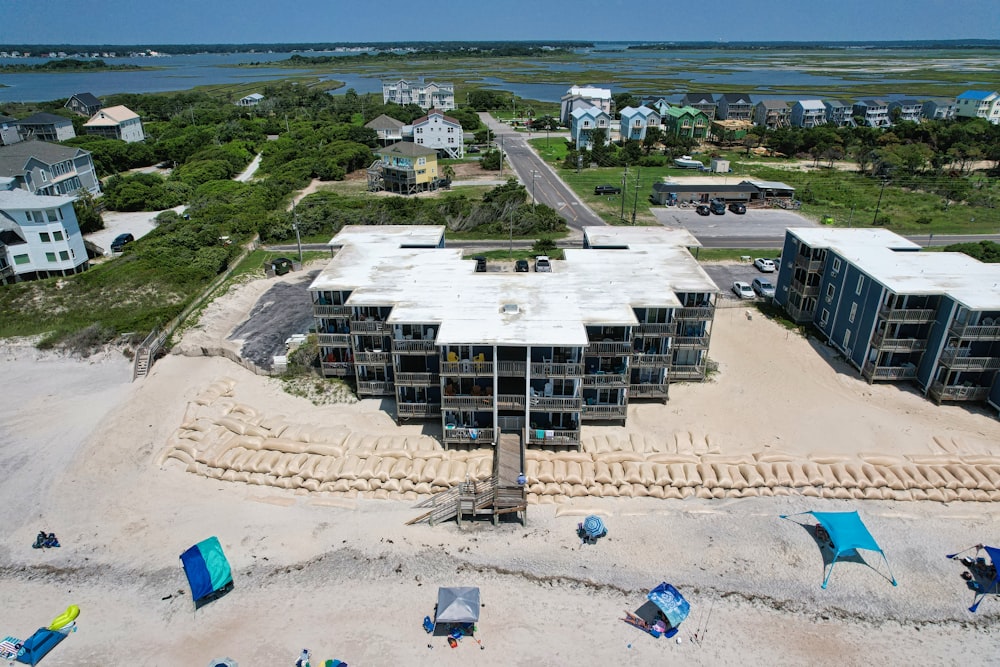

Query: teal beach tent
left=781, top=510, right=897, bottom=589
left=180, top=536, right=234, bottom=608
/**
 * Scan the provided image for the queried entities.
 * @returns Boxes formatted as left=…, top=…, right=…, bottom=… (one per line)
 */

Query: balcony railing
left=496, top=394, right=527, bottom=410
left=633, top=353, right=671, bottom=367
left=861, top=362, right=917, bottom=381
left=949, top=322, right=1000, bottom=341
left=672, top=336, right=709, bottom=348
left=928, top=382, right=991, bottom=402
left=530, top=362, right=585, bottom=376
left=443, top=427, right=495, bottom=444
left=669, top=364, right=706, bottom=380
left=785, top=303, right=814, bottom=323
left=397, top=402, right=442, bottom=418
left=496, top=361, right=527, bottom=376
left=320, top=363, right=353, bottom=377
left=313, top=304, right=351, bottom=317
left=790, top=278, right=821, bottom=298
left=350, top=320, right=386, bottom=332
left=392, top=338, right=436, bottom=353
left=354, top=351, right=390, bottom=365
left=675, top=306, right=715, bottom=320
left=357, top=380, right=393, bottom=395
left=637, top=323, right=675, bottom=335
left=630, top=383, right=669, bottom=398
left=442, top=395, right=495, bottom=409
left=440, top=361, right=494, bottom=376
left=586, top=341, right=632, bottom=355
left=529, top=396, right=582, bottom=411
left=938, top=352, right=1000, bottom=371
left=394, top=372, right=438, bottom=386
left=877, top=306, right=936, bottom=324
left=581, top=404, right=628, bottom=420
left=317, top=333, right=351, bottom=346
left=871, top=333, right=928, bottom=353
left=794, top=256, right=825, bottom=272
left=583, top=373, right=628, bottom=386
left=525, top=428, right=580, bottom=448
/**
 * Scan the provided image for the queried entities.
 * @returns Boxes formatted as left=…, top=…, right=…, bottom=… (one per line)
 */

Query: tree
left=641, top=127, right=663, bottom=155
left=480, top=149, right=502, bottom=171
left=72, top=189, right=103, bottom=233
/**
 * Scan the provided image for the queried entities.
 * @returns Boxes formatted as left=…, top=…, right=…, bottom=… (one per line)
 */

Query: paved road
left=479, top=113, right=605, bottom=235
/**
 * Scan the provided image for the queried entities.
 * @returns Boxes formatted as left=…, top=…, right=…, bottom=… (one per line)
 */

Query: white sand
left=2, top=272, right=1000, bottom=666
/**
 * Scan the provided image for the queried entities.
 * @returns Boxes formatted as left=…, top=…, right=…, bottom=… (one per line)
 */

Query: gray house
left=64, top=92, right=102, bottom=117
left=852, top=99, right=891, bottom=127
left=922, top=98, right=958, bottom=121
left=680, top=93, right=717, bottom=121
left=790, top=100, right=827, bottom=128
left=753, top=100, right=790, bottom=130
left=365, top=114, right=406, bottom=144
left=716, top=93, right=754, bottom=122
left=0, top=115, right=21, bottom=146
left=888, top=99, right=923, bottom=123
left=16, top=112, right=76, bottom=142
left=823, top=100, right=856, bottom=127
left=0, top=141, right=101, bottom=197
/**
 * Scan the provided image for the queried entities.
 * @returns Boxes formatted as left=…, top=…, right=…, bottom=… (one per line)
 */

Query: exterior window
left=416, top=139, right=423, bottom=144
left=843, top=330, right=852, bottom=350
left=416, top=128, right=422, bottom=134
left=820, top=309, right=829, bottom=326
left=41, top=171, right=48, bottom=182
left=46, top=209, right=59, bottom=222
left=53, top=230, right=64, bottom=241
left=417, top=158, right=426, bottom=166
left=14, top=254, right=29, bottom=265
left=849, top=303, right=858, bottom=323
left=39, top=232, right=51, bottom=242
left=59, top=250, right=69, bottom=261
left=832, top=258, right=842, bottom=274
left=45, top=252, right=57, bottom=262
left=826, top=284, right=836, bottom=302
left=856, top=275, right=864, bottom=295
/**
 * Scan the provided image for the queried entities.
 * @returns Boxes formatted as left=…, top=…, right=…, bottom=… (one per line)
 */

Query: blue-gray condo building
left=774, top=228, right=1000, bottom=412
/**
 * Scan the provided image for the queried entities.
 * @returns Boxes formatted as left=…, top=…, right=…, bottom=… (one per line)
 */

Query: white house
left=570, top=107, right=611, bottom=150
left=955, top=90, right=1000, bottom=124
left=618, top=106, right=660, bottom=142
left=0, top=187, right=89, bottom=283
left=83, top=105, right=146, bottom=143
left=404, top=110, right=464, bottom=159
left=790, top=100, right=828, bottom=128
left=236, top=93, right=265, bottom=107
left=383, top=79, right=455, bottom=111
left=559, top=85, right=612, bottom=125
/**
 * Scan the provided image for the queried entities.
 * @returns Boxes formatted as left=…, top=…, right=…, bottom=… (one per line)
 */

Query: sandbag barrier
left=158, top=379, right=1000, bottom=503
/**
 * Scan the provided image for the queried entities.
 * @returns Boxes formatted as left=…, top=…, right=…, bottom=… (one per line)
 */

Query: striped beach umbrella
left=582, top=515, right=606, bottom=538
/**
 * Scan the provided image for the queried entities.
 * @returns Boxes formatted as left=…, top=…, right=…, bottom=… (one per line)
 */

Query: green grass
left=462, top=248, right=564, bottom=261
left=446, top=228, right=570, bottom=242
left=692, top=248, right=780, bottom=262
left=528, top=137, right=569, bottom=163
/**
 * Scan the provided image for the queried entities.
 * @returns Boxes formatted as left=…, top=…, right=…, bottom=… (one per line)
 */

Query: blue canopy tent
left=781, top=510, right=897, bottom=589
left=180, top=536, right=234, bottom=609
left=946, top=544, right=1000, bottom=612
left=648, top=583, right=690, bottom=628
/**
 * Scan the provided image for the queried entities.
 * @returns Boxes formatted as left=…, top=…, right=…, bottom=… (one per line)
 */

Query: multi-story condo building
left=403, top=109, right=464, bottom=159
left=823, top=100, right=856, bottom=127
left=716, top=93, right=754, bottom=122
left=753, top=100, right=790, bottom=130
left=16, top=112, right=76, bottom=142
left=790, top=100, right=828, bottom=128
left=569, top=107, right=611, bottom=150
left=888, top=99, right=923, bottom=123
left=954, top=90, right=1000, bottom=124
left=680, top=93, right=717, bottom=121
left=0, top=187, right=90, bottom=283
left=922, top=98, right=959, bottom=121
left=309, top=226, right=719, bottom=449
left=774, top=228, right=1000, bottom=410
left=852, top=99, right=892, bottom=127
left=0, top=141, right=101, bottom=197
left=559, top=85, right=613, bottom=125
left=382, top=79, right=455, bottom=111
left=618, top=105, right=661, bottom=142
left=83, top=105, right=145, bottom=143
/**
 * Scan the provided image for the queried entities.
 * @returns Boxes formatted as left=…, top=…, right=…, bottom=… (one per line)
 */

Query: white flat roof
left=0, top=188, right=75, bottom=209
left=309, top=225, right=720, bottom=347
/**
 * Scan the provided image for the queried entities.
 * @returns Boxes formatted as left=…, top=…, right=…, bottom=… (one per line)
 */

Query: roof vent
left=502, top=303, right=519, bottom=314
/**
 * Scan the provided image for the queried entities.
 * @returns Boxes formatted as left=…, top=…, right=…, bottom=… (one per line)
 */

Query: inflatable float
left=47, top=605, right=79, bottom=632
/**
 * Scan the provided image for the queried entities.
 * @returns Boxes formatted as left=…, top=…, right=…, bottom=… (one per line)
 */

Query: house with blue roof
left=955, top=90, right=1000, bottom=124
left=570, top=107, right=611, bottom=150
left=618, top=106, right=660, bottom=142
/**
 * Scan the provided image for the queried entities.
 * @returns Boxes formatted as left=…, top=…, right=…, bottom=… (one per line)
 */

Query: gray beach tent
left=434, top=586, right=480, bottom=629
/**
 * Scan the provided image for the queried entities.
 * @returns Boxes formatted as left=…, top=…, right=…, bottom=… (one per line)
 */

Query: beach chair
left=621, top=611, right=662, bottom=638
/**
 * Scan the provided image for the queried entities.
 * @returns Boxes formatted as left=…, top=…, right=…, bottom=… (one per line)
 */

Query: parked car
left=709, top=198, right=726, bottom=215
left=474, top=256, right=487, bottom=272
left=754, top=258, right=776, bottom=273
left=468, top=145, right=481, bottom=153
left=732, top=281, right=755, bottom=299
left=728, top=202, right=747, bottom=214
left=110, top=232, right=134, bottom=253
left=514, top=259, right=529, bottom=273
left=695, top=204, right=711, bottom=216
left=594, top=185, right=622, bottom=195
left=534, top=255, right=551, bottom=272
left=752, top=278, right=776, bottom=298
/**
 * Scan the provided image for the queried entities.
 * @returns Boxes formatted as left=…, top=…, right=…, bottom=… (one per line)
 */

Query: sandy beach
left=3, top=266, right=1000, bottom=666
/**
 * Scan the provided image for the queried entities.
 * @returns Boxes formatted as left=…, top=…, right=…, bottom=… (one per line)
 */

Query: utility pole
left=509, top=205, right=514, bottom=258
left=872, top=178, right=888, bottom=225
left=499, top=134, right=504, bottom=178
left=631, top=167, right=641, bottom=225
left=292, top=200, right=303, bottom=264
left=621, top=164, right=628, bottom=222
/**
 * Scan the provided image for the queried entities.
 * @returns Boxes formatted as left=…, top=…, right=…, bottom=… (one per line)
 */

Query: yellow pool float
left=47, top=605, right=79, bottom=631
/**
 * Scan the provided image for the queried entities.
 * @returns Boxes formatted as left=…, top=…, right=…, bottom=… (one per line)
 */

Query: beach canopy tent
left=180, top=536, right=234, bottom=609
left=14, top=628, right=68, bottom=665
left=946, top=544, right=1000, bottom=612
left=781, top=510, right=897, bottom=589
left=434, top=587, right=480, bottom=629
left=648, top=583, right=690, bottom=628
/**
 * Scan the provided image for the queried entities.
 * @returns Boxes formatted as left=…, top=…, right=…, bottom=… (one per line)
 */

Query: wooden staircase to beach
left=406, top=433, right=526, bottom=527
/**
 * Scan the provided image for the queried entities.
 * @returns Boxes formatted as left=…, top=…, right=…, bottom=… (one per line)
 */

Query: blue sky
left=2, top=0, right=997, bottom=44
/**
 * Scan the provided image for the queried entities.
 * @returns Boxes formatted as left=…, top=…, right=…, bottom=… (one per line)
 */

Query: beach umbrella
left=582, top=515, right=606, bottom=538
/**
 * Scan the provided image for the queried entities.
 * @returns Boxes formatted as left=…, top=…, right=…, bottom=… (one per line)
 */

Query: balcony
left=672, top=336, right=709, bottom=348
left=530, top=362, right=584, bottom=377
left=877, top=305, right=936, bottom=324
left=871, top=332, right=928, bottom=353
left=392, top=339, right=436, bottom=354
left=794, top=255, right=825, bottom=272
left=949, top=322, right=1000, bottom=341
left=357, top=380, right=393, bottom=395
left=630, top=383, right=669, bottom=399
left=350, top=319, right=387, bottom=333
left=790, top=278, right=820, bottom=298
left=397, top=402, right=442, bottom=418
left=928, top=382, right=991, bottom=403
left=443, top=427, right=495, bottom=445
left=354, top=351, right=390, bottom=365
left=525, top=428, right=581, bottom=448
left=581, top=404, right=628, bottom=420
left=394, top=372, right=438, bottom=386
left=633, top=353, right=671, bottom=367
left=675, top=306, right=714, bottom=320
left=785, top=303, right=814, bottom=323
left=938, top=352, right=1000, bottom=372
left=496, top=394, right=527, bottom=410
left=317, top=333, right=351, bottom=346
left=441, top=361, right=494, bottom=376
left=586, top=341, right=632, bottom=355
left=583, top=373, right=628, bottom=386
left=669, top=364, right=706, bottom=380
left=530, top=395, right=583, bottom=411
left=637, top=323, right=675, bottom=335
left=442, top=395, right=495, bottom=410
left=861, top=361, right=917, bottom=381
left=313, top=304, right=350, bottom=317
left=496, top=361, right=527, bottom=376
left=321, top=362, right=353, bottom=377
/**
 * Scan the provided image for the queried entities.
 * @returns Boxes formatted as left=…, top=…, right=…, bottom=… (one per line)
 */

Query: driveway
left=701, top=260, right=782, bottom=302
left=652, top=207, right=816, bottom=247
left=85, top=206, right=184, bottom=255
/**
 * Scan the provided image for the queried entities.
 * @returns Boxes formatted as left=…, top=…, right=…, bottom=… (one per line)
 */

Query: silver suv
left=534, top=256, right=551, bottom=272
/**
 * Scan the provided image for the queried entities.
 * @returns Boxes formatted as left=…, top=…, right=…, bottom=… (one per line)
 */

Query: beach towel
left=536, top=429, right=545, bottom=439
left=1, top=636, right=22, bottom=660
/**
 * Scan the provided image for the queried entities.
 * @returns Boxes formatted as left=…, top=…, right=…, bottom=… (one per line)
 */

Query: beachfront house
left=236, top=93, right=264, bottom=107
left=618, top=106, right=661, bottom=142
left=922, top=98, right=959, bottom=121
left=0, top=141, right=101, bottom=197
left=366, top=142, right=439, bottom=195
left=64, top=92, right=102, bottom=117
left=383, top=79, right=455, bottom=111
left=569, top=107, right=611, bottom=150
left=641, top=97, right=673, bottom=117
left=790, top=100, right=828, bottom=128
left=559, top=85, right=613, bottom=125
left=824, top=100, right=857, bottom=127
left=83, top=105, right=145, bottom=143
left=753, top=100, right=790, bottom=130
left=716, top=94, right=754, bottom=122
left=0, top=115, right=21, bottom=146
left=852, top=99, right=891, bottom=128
left=680, top=93, right=717, bottom=121
left=888, top=99, right=923, bottom=124
left=0, top=188, right=90, bottom=284
left=308, top=226, right=719, bottom=448
left=16, top=112, right=76, bottom=142
left=403, top=109, right=464, bottom=159
left=661, top=106, right=709, bottom=139
left=365, top=114, right=406, bottom=145
left=773, top=228, right=1000, bottom=410
left=954, top=90, right=1000, bottom=124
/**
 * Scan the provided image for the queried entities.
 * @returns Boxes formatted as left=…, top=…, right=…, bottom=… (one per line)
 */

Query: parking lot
left=651, top=207, right=815, bottom=240
left=702, top=258, right=781, bottom=302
